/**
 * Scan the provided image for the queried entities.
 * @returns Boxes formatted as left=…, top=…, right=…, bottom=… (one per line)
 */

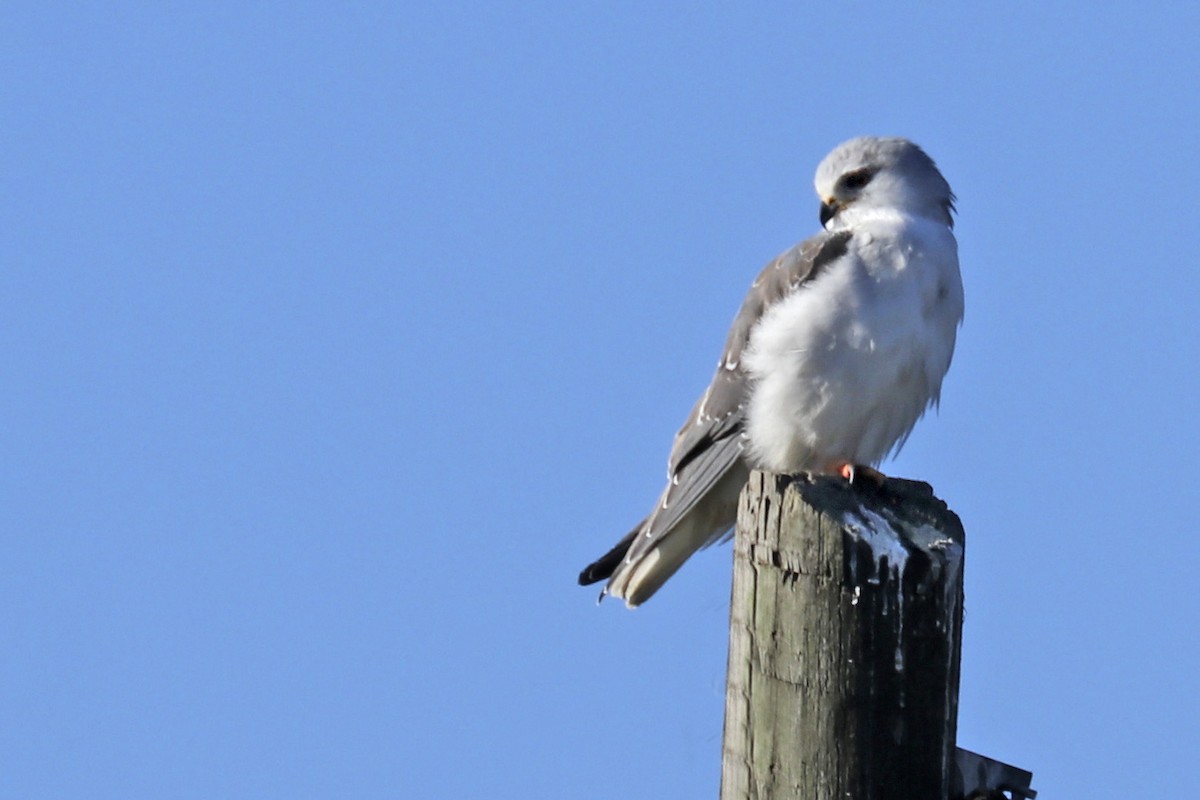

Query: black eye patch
left=839, top=168, right=875, bottom=191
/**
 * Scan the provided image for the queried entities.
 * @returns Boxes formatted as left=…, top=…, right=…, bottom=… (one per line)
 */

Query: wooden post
left=720, top=471, right=965, bottom=800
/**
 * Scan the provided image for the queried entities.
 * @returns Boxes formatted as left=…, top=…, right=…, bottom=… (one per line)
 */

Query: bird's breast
left=741, top=222, right=962, bottom=473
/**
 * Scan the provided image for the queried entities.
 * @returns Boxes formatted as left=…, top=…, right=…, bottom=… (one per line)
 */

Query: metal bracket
left=955, top=747, right=1036, bottom=799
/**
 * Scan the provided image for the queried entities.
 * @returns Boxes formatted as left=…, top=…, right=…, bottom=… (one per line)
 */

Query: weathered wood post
left=720, top=471, right=965, bottom=800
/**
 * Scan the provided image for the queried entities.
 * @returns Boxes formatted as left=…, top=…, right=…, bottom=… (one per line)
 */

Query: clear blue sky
left=5, top=3, right=1198, bottom=798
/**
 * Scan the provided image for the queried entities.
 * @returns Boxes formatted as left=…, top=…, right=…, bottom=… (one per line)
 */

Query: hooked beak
left=819, top=198, right=840, bottom=227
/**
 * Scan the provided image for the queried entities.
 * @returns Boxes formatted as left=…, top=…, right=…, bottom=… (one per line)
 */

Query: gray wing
left=624, top=229, right=853, bottom=559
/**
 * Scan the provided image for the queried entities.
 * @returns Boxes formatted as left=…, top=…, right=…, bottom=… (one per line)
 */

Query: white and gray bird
left=579, top=137, right=964, bottom=608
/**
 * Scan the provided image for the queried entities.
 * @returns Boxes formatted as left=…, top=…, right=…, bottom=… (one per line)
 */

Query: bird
left=578, top=136, right=964, bottom=608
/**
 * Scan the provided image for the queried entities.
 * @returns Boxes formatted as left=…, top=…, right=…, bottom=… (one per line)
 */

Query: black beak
left=819, top=200, right=838, bottom=227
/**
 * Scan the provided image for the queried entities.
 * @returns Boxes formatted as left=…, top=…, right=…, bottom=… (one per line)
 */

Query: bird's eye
left=840, top=169, right=874, bottom=191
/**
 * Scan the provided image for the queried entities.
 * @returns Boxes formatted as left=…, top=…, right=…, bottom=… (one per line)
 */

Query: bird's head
left=814, top=137, right=955, bottom=231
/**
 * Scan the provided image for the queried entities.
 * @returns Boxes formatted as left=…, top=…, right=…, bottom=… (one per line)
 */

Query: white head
left=814, top=137, right=955, bottom=231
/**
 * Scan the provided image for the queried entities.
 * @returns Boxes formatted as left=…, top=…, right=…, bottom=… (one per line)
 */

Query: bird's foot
left=838, top=463, right=887, bottom=487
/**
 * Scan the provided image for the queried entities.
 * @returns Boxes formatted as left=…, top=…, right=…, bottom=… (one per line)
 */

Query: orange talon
left=838, top=463, right=887, bottom=486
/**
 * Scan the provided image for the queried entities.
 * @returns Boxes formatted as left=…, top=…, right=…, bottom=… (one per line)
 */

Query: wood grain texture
left=721, top=471, right=965, bottom=800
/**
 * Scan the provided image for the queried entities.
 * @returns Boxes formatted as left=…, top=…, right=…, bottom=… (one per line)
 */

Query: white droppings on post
left=844, top=507, right=911, bottom=588
left=842, top=506, right=911, bottom=671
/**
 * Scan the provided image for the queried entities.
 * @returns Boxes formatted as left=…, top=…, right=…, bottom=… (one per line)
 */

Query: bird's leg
left=838, top=463, right=887, bottom=486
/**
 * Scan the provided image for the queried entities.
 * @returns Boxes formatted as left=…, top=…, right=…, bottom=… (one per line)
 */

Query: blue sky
left=5, top=3, right=1199, bottom=798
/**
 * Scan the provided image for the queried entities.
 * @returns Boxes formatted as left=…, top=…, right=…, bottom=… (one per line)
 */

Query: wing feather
left=615, top=230, right=853, bottom=569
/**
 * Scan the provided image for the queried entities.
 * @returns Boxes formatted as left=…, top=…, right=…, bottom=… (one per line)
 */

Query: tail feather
left=580, top=467, right=743, bottom=606
left=577, top=519, right=645, bottom=586
left=605, top=518, right=711, bottom=607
